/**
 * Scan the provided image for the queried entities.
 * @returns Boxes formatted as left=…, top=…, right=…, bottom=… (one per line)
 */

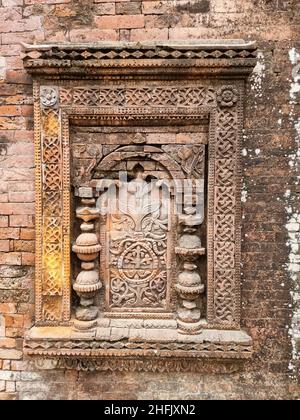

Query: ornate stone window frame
left=22, top=41, right=257, bottom=372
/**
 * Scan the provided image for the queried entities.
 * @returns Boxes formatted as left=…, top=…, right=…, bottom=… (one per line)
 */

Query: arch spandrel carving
left=22, top=41, right=257, bottom=369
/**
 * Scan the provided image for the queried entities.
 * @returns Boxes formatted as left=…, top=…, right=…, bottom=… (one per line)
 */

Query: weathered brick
left=20, top=228, right=35, bottom=240
left=9, top=215, right=34, bottom=227
left=0, top=304, right=17, bottom=314
left=0, top=392, right=18, bottom=400
left=95, top=14, right=145, bottom=29
left=116, top=1, right=141, bottom=15
left=0, top=227, right=19, bottom=240
left=95, top=2, right=115, bottom=15
left=0, top=253, right=21, bottom=265
left=21, top=253, right=35, bottom=266
left=0, top=240, right=10, bottom=252
left=13, top=240, right=34, bottom=253
left=0, top=349, right=22, bottom=360
left=8, top=191, right=35, bottom=203
left=0, top=216, right=8, bottom=228
left=130, top=28, right=168, bottom=41
left=69, top=28, right=118, bottom=42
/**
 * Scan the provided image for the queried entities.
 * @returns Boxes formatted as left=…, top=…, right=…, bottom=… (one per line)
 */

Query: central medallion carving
left=98, top=163, right=171, bottom=312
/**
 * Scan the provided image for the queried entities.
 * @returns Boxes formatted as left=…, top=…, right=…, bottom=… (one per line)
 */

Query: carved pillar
left=175, top=206, right=205, bottom=334
left=72, top=187, right=102, bottom=330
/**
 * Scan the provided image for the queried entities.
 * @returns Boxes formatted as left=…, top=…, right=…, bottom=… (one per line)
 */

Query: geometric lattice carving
left=43, top=137, right=61, bottom=163
left=42, top=109, right=59, bottom=137
left=214, top=187, right=236, bottom=215
left=44, top=164, right=62, bottom=191
left=215, top=159, right=235, bottom=186
left=42, top=297, right=62, bottom=322
left=44, top=218, right=62, bottom=243
left=215, top=130, right=237, bottom=159
left=214, top=242, right=235, bottom=269
left=214, top=215, right=235, bottom=242
left=217, top=109, right=238, bottom=131
left=60, top=86, right=216, bottom=108
left=214, top=270, right=235, bottom=323
left=43, top=192, right=62, bottom=217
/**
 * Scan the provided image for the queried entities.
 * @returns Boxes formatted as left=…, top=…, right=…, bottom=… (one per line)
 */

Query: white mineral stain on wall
left=286, top=48, right=300, bottom=377
left=0, top=56, right=6, bottom=83
left=251, top=51, right=265, bottom=98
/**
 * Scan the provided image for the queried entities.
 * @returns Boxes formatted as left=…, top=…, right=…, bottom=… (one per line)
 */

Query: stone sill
left=24, top=325, right=253, bottom=362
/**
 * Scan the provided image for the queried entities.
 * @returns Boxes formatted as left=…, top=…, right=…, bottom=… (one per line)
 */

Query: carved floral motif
left=40, top=87, right=58, bottom=107
left=217, top=86, right=239, bottom=107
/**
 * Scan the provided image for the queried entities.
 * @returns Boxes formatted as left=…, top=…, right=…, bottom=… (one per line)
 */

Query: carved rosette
left=72, top=187, right=102, bottom=330
left=217, top=86, right=238, bottom=108
left=40, top=87, right=58, bottom=108
left=175, top=208, right=205, bottom=334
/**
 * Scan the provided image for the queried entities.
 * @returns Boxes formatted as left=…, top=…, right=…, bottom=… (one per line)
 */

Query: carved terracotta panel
left=22, top=42, right=257, bottom=368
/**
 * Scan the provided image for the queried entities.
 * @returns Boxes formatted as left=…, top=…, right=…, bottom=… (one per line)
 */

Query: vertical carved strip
left=39, top=86, right=64, bottom=324
left=213, top=85, right=240, bottom=327
left=33, top=81, right=43, bottom=323
left=207, top=109, right=217, bottom=325
left=62, top=113, right=71, bottom=322
left=233, top=81, right=245, bottom=326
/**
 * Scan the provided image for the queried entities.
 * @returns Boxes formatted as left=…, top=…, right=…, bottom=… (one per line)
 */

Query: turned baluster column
left=175, top=206, right=205, bottom=334
left=72, top=187, right=102, bottom=331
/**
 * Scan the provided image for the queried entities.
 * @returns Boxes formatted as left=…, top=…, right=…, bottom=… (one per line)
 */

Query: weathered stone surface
left=0, top=0, right=299, bottom=401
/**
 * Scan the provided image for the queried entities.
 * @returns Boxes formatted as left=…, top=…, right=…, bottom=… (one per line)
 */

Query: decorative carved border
left=35, top=81, right=244, bottom=330
left=33, top=357, right=245, bottom=373
left=21, top=42, right=257, bottom=78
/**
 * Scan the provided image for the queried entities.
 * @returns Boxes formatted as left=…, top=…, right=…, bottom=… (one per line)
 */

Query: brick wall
left=0, top=0, right=299, bottom=400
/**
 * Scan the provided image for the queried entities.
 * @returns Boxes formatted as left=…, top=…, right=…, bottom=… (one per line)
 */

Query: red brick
left=21, top=252, right=35, bottom=266
left=7, top=144, right=34, bottom=156
left=1, top=31, right=45, bottom=46
left=0, top=304, right=17, bottom=314
left=0, top=240, right=10, bottom=252
left=13, top=240, right=34, bottom=252
left=24, top=0, right=70, bottom=4
left=8, top=191, right=35, bottom=203
left=130, top=28, right=168, bottom=41
left=0, top=203, right=34, bottom=216
left=69, top=29, right=118, bottom=42
left=0, top=338, right=17, bottom=349
left=0, top=106, right=21, bottom=116
left=9, top=215, right=34, bottom=227
left=0, top=194, right=8, bottom=203
left=13, top=130, right=34, bottom=142
left=1, top=16, right=42, bottom=34
left=7, top=181, right=34, bottom=192
left=0, top=156, right=34, bottom=168
left=95, top=2, right=116, bottom=15
left=142, top=1, right=171, bottom=14
left=4, top=315, right=24, bottom=328
left=20, top=228, right=35, bottom=240
left=95, top=14, right=145, bottom=29
left=0, top=228, right=20, bottom=240
left=2, top=0, right=23, bottom=6
left=0, top=216, right=8, bottom=227
left=0, top=252, right=21, bottom=265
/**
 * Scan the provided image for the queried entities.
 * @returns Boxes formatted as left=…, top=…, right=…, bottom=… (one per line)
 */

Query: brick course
left=0, top=0, right=299, bottom=400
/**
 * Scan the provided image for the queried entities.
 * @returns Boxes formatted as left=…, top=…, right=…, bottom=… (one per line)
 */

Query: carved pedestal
left=176, top=207, right=205, bottom=334
left=72, top=187, right=102, bottom=331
